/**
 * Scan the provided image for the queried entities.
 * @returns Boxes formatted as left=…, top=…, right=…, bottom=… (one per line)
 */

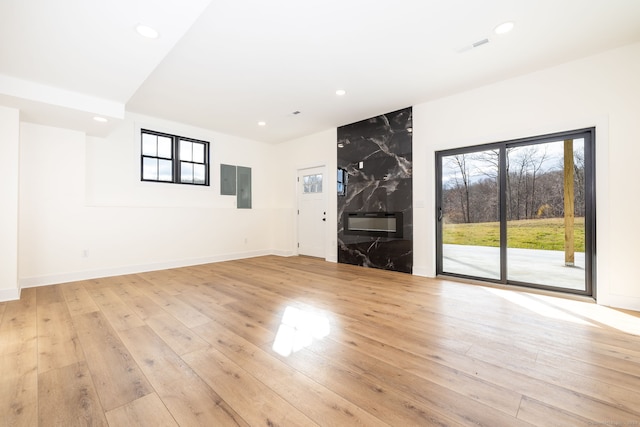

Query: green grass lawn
left=443, top=217, right=585, bottom=252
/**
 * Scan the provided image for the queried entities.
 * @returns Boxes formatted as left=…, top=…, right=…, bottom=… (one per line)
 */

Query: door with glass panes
left=297, top=167, right=327, bottom=258
left=436, top=129, right=595, bottom=295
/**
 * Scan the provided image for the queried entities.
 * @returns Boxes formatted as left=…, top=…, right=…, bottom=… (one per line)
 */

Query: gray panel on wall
left=237, top=166, right=252, bottom=209
left=220, top=164, right=237, bottom=195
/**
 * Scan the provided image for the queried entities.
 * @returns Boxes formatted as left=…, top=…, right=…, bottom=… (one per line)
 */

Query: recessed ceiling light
left=136, top=24, right=159, bottom=39
left=93, top=116, right=108, bottom=123
left=494, top=21, right=514, bottom=35
left=335, top=89, right=347, bottom=96
left=258, top=121, right=266, bottom=126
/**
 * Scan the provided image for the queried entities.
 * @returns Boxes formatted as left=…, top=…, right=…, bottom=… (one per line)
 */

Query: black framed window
left=141, top=129, right=209, bottom=186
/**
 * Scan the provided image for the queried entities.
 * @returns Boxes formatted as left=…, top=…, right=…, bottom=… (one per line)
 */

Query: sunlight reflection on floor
left=486, top=287, right=640, bottom=335
left=272, top=305, right=331, bottom=357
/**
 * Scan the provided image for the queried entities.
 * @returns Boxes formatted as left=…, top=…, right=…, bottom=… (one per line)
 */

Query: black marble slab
left=337, top=107, right=413, bottom=273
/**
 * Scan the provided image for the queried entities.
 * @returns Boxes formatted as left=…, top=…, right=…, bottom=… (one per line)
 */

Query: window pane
left=181, top=162, right=194, bottom=183
left=194, top=164, right=206, bottom=184
left=180, top=140, right=193, bottom=162
left=142, top=157, right=158, bottom=180
left=303, top=174, right=323, bottom=193
left=303, top=175, right=310, bottom=193
left=441, top=150, right=500, bottom=280
left=142, top=134, right=157, bottom=156
left=337, top=168, right=346, bottom=196
left=158, top=137, right=172, bottom=158
left=158, top=159, right=173, bottom=181
left=193, top=143, right=205, bottom=163
left=507, top=140, right=586, bottom=291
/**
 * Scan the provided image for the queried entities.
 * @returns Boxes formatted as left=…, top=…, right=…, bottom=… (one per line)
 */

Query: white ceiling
left=2, top=0, right=640, bottom=143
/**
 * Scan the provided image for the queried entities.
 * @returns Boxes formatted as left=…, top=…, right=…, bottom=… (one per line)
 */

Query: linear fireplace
left=343, top=212, right=403, bottom=238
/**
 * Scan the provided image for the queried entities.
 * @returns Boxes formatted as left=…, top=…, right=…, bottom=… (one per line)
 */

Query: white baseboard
left=412, top=266, right=434, bottom=278
left=17, top=253, right=638, bottom=313
left=0, top=287, right=20, bottom=302
left=19, top=250, right=274, bottom=289
left=597, top=293, right=640, bottom=312
left=270, top=249, right=296, bottom=257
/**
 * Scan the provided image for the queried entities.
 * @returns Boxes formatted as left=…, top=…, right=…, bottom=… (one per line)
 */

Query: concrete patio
left=443, top=244, right=586, bottom=291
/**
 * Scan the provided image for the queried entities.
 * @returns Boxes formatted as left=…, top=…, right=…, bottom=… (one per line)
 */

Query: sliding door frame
left=436, top=128, right=596, bottom=297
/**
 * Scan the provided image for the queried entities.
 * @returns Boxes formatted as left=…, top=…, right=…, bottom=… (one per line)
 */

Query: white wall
left=0, top=106, right=20, bottom=300
left=18, top=113, right=276, bottom=288
left=272, top=128, right=338, bottom=261
left=19, top=124, right=88, bottom=283
left=413, top=41, right=640, bottom=311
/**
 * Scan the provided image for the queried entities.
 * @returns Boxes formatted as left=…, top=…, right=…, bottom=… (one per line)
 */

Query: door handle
left=438, top=207, right=443, bottom=222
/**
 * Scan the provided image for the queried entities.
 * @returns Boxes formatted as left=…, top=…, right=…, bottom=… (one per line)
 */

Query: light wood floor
left=2, top=256, right=640, bottom=426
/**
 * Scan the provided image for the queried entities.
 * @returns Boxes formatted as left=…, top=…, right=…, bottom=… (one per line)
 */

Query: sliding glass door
left=440, top=149, right=501, bottom=281
left=436, top=129, right=595, bottom=295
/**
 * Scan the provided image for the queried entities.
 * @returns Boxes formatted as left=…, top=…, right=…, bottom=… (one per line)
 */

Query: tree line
left=442, top=144, right=585, bottom=224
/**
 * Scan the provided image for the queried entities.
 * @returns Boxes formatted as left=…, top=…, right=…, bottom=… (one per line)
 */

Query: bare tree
left=508, top=147, right=529, bottom=220
left=527, top=145, right=548, bottom=219
left=447, top=154, right=471, bottom=223
left=441, top=141, right=585, bottom=225
left=573, top=143, right=586, bottom=217
left=474, top=149, right=500, bottom=180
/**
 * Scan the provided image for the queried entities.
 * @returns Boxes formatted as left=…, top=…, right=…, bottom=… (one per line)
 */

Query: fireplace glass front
left=343, top=212, right=403, bottom=238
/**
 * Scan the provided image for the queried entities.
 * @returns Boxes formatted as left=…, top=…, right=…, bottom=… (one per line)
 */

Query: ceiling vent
left=457, top=37, right=491, bottom=53
left=472, top=38, right=490, bottom=48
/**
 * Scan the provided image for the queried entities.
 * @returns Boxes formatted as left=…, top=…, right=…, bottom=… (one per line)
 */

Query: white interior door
left=297, top=167, right=326, bottom=258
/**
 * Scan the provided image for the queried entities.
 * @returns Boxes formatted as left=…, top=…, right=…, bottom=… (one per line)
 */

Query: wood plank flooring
left=2, top=255, right=640, bottom=426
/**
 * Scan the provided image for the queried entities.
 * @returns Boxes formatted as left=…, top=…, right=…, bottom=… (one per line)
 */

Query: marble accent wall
left=337, top=107, right=412, bottom=273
